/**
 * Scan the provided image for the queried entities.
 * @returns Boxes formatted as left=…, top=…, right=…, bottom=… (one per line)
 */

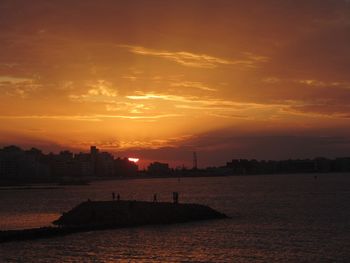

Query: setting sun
left=128, top=158, right=139, bottom=163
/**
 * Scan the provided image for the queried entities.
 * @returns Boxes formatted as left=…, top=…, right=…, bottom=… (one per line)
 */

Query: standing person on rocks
left=173, top=192, right=179, bottom=204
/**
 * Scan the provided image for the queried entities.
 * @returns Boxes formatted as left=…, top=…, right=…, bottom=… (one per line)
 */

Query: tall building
left=90, top=146, right=99, bottom=176
left=97, top=152, right=114, bottom=177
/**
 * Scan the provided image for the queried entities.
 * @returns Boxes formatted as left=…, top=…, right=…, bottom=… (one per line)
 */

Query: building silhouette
left=0, top=145, right=139, bottom=182
left=1, top=144, right=350, bottom=182
left=147, top=162, right=171, bottom=176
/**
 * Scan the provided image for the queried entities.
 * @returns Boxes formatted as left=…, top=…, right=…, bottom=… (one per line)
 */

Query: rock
left=53, top=200, right=228, bottom=227
left=0, top=200, right=228, bottom=243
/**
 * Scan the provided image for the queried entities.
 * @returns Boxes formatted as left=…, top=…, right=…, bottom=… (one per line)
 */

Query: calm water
left=0, top=174, right=349, bottom=262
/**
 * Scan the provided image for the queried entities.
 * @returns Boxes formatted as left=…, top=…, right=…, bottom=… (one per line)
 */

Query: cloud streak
left=122, top=45, right=268, bottom=69
left=0, top=75, right=40, bottom=98
left=126, top=91, right=284, bottom=111
left=0, top=114, right=181, bottom=121
left=170, top=81, right=217, bottom=91
left=68, top=80, right=118, bottom=103
left=73, top=134, right=194, bottom=151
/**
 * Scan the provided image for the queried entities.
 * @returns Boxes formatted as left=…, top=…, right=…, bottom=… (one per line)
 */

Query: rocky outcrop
left=53, top=200, right=228, bottom=227
left=0, top=200, right=228, bottom=243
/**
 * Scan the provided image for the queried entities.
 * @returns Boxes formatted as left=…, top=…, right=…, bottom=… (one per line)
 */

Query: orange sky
left=1, top=0, right=350, bottom=167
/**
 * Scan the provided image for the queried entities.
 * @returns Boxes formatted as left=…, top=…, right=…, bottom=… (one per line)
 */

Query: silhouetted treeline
left=0, top=145, right=138, bottom=184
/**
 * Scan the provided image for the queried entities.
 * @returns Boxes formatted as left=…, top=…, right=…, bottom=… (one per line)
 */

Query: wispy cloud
left=75, top=134, right=194, bottom=150
left=0, top=115, right=102, bottom=122
left=262, top=77, right=281, bottom=84
left=102, top=114, right=181, bottom=119
left=126, top=91, right=283, bottom=111
left=295, top=79, right=349, bottom=88
left=106, top=102, right=153, bottom=114
left=125, top=91, right=350, bottom=120
left=116, top=135, right=194, bottom=150
left=0, top=76, right=31, bottom=84
left=0, top=114, right=181, bottom=121
left=0, top=75, right=40, bottom=98
left=69, top=80, right=118, bottom=103
left=262, top=76, right=350, bottom=89
left=170, top=81, right=217, bottom=91
left=121, top=45, right=268, bottom=69
left=281, top=100, right=350, bottom=119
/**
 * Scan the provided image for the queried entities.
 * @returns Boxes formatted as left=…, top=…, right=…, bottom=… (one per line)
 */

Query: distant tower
left=193, top=151, right=198, bottom=169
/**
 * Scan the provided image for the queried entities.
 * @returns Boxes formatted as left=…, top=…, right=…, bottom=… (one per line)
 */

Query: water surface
left=0, top=174, right=349, bottom=262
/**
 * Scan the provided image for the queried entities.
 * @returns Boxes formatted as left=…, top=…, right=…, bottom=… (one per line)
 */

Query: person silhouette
left=173, top=192, right=179, bottom=204
left=153, top=193, right=157, bottom=202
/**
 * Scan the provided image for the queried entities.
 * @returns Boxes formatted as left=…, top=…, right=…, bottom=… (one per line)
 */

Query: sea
left=0, top=174, right=349, bottom=262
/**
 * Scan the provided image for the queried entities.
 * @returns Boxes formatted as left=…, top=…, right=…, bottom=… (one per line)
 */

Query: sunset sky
left=1, top=0, right=350, bottom=167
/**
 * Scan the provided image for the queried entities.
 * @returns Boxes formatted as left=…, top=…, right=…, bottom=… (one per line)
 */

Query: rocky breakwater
left=0, top=200, right=228, bottom=243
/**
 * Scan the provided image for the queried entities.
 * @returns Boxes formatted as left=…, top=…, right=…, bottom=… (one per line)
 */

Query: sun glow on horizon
left=128, top=157, right=139, bottom=163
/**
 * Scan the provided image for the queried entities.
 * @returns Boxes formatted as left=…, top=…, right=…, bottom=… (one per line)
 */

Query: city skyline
left=1, top=144, right=350, bottom=172
left=1, top=0, right=350, bottom=167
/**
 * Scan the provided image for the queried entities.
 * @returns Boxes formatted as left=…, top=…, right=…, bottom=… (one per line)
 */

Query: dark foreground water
left=0, top=174, right=349, bottom=262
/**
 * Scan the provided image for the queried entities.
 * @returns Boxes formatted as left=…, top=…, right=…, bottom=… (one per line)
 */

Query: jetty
left=0, top=200, right=228, bottom=243
left=54, top=200, right=227, bottom=227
